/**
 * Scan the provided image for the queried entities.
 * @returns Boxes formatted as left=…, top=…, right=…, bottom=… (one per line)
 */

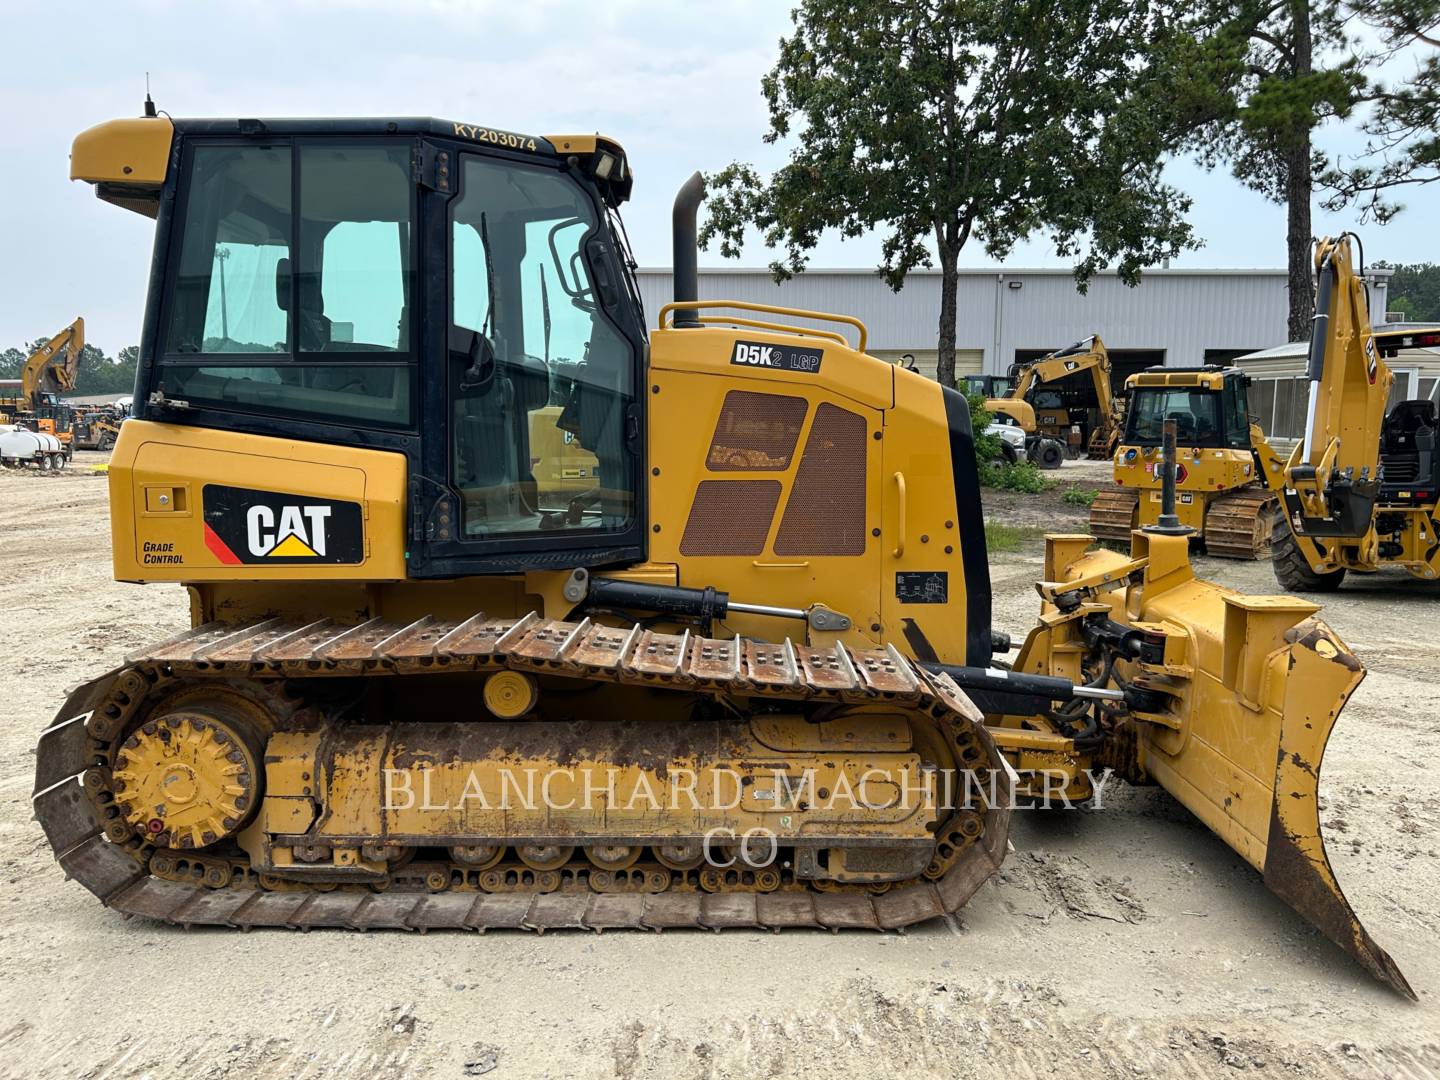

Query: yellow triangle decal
left=268, top=533, right=319, bottom=558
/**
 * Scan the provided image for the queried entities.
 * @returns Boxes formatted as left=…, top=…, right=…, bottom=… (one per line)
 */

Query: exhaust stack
left=671, top=171, right=706, bottom=328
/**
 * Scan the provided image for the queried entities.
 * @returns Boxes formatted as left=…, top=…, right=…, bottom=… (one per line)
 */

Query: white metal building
left=1236, top=326, right=1440, bottom=450
left=636, top=266, right=1393, bottom=384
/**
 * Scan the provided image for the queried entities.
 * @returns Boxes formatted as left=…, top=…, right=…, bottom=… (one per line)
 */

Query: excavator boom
left=1270, top=234, right=1440, bottom=586
left=1007, top=335, right=1119, bottom=459
left=20, top=318, right=85, bottom=404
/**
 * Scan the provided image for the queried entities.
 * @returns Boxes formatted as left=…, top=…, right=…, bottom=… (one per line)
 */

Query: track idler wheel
left=653, top=842, right=705, bottom=871
left=450, top=844, right=504, bottom=870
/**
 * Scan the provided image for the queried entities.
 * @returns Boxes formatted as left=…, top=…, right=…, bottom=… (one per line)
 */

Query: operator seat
left=1170, top=413, right=1197, bottom=441
left=1379, top=400, right=1438, bottom=488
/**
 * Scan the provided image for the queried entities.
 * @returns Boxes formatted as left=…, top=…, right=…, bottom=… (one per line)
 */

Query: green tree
left=83, top=344, right=140, bottom=396
left=700, top=0, right=1198, bottom=389
left=0, top=347, right=25, bottom=381
left=1378, top=262, right=1440, bottom=320
left=74, top=344, right=117, bottom=393
left=1320, top=1, right=1439, bottom=223
left=1184, top=1, right=1365, bottom=341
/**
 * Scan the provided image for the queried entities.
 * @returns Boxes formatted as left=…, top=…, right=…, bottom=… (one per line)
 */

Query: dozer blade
left=1134, top=591, right=1413, bottom=997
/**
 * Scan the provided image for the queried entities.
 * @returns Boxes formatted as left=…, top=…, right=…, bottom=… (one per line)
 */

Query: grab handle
left=891, top=471, right=907, bottom=558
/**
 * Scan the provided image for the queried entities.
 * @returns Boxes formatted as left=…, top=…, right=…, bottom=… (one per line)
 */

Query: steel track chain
left=33, top=613, right=1011, bottom=932
left=1202, top=487, right=1279, bottom=560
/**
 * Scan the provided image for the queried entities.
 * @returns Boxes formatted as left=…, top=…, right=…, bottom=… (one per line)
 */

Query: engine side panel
left=109, top=419, right=408, bottom=582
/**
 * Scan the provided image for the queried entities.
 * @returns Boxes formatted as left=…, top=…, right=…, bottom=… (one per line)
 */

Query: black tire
left=99, top=432, right=115, bottom=451
left=1035, top=439, right=1065, bottom=470
left=998, top=442, right=1018, bottom=466
left=1271, top=505, right=1346, bottom=592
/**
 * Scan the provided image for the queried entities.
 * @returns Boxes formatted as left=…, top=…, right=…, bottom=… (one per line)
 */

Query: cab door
left=407, top=144, right=647, bottom=578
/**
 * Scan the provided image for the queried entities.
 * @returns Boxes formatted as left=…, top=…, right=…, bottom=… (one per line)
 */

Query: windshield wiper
left=479, top=212, right=497, bottom=341
left=541, top=264, right=551, bottom=364
left=607, top=208, right=644, bottom=324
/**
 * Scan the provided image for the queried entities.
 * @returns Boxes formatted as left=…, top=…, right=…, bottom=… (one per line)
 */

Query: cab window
left=159, top=142, right=414, bottom=428
left=165, top=145, right=290, bottom=354
left=1127, top=387, right=1224, bottom=445
left=1221, top=378, right=1252, bottom=449
left=448, top=155, right=636, bottom=539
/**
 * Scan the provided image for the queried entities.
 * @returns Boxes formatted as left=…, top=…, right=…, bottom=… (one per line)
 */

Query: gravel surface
left=1, top=454, right=1436, bottom=1078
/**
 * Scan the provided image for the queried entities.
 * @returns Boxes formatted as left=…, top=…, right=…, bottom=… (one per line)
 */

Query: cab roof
left=71, top=115, right=633, bottom=216
left=1126, top=366, right=1236, bottom=391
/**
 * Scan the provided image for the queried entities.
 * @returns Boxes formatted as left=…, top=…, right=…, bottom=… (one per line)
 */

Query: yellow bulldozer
left=1088, top=365, right=1283, bottom=559
left=34, top=112, right=1408, bottom=997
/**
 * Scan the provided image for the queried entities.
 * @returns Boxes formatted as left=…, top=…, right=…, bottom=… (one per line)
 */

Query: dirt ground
left=981, top=455, right=1113, bottom=531
left=1, top=453, right=1437, bottom=1079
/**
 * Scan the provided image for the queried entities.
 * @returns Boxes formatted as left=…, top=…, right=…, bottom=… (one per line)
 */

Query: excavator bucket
left=1034, top=532, right=1413, bottom=997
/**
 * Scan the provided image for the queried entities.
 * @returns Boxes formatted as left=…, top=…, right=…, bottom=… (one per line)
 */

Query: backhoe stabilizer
left=1024, top=534, right=1412, bottom=997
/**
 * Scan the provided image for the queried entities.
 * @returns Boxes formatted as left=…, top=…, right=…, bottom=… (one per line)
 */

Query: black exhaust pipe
left=672, top=171, right=706, bottom=328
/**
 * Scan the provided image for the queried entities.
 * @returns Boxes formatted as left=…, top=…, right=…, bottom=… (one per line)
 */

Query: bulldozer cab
left=126, top=121, right=648, bottom=576
left=1122, top=368, right=1252, bottom=451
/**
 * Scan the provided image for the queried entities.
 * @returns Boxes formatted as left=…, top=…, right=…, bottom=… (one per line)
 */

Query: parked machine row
left=1091, top=239, right=1440, bottom=581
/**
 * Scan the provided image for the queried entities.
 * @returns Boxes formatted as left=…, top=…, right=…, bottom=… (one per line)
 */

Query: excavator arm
left=1282, top=238, right=1392, bottom=537
left=1008, top=335, right=1119, bottom=449
left=20, top=318, right=85, bottom=405
left=1009, top=337, right=1110, bottom=401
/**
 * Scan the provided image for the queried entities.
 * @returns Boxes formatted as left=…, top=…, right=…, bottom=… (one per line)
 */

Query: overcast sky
left=4, top=0, right=1436, bottom=355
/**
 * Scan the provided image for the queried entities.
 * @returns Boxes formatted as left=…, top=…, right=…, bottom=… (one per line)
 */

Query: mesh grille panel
left=680, top=480, right=783, bottom=556
left=706, top=391, right=809, bottom=471
left=774, top=403, right=867, bottom=556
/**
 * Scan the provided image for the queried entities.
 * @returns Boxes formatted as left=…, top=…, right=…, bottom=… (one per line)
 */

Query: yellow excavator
left=965, top=337, right=1119, bottom=468
left=1010, top=336, right=1120, bottom=463
left=1, top=317, right=84, bottom=458
left=1272, top=237, right=1440, bottom=589
left=35, top=111, right=1408, bottom=997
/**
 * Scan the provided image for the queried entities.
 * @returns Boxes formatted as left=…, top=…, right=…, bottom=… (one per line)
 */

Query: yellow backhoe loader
left=34, top=112, right=1408, bottom=998
left=0, top=317, right=84, bottom=460
left=1088, top=365, right=1283, bottom=559
left=1272, top=237, right=1440, bottom=589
